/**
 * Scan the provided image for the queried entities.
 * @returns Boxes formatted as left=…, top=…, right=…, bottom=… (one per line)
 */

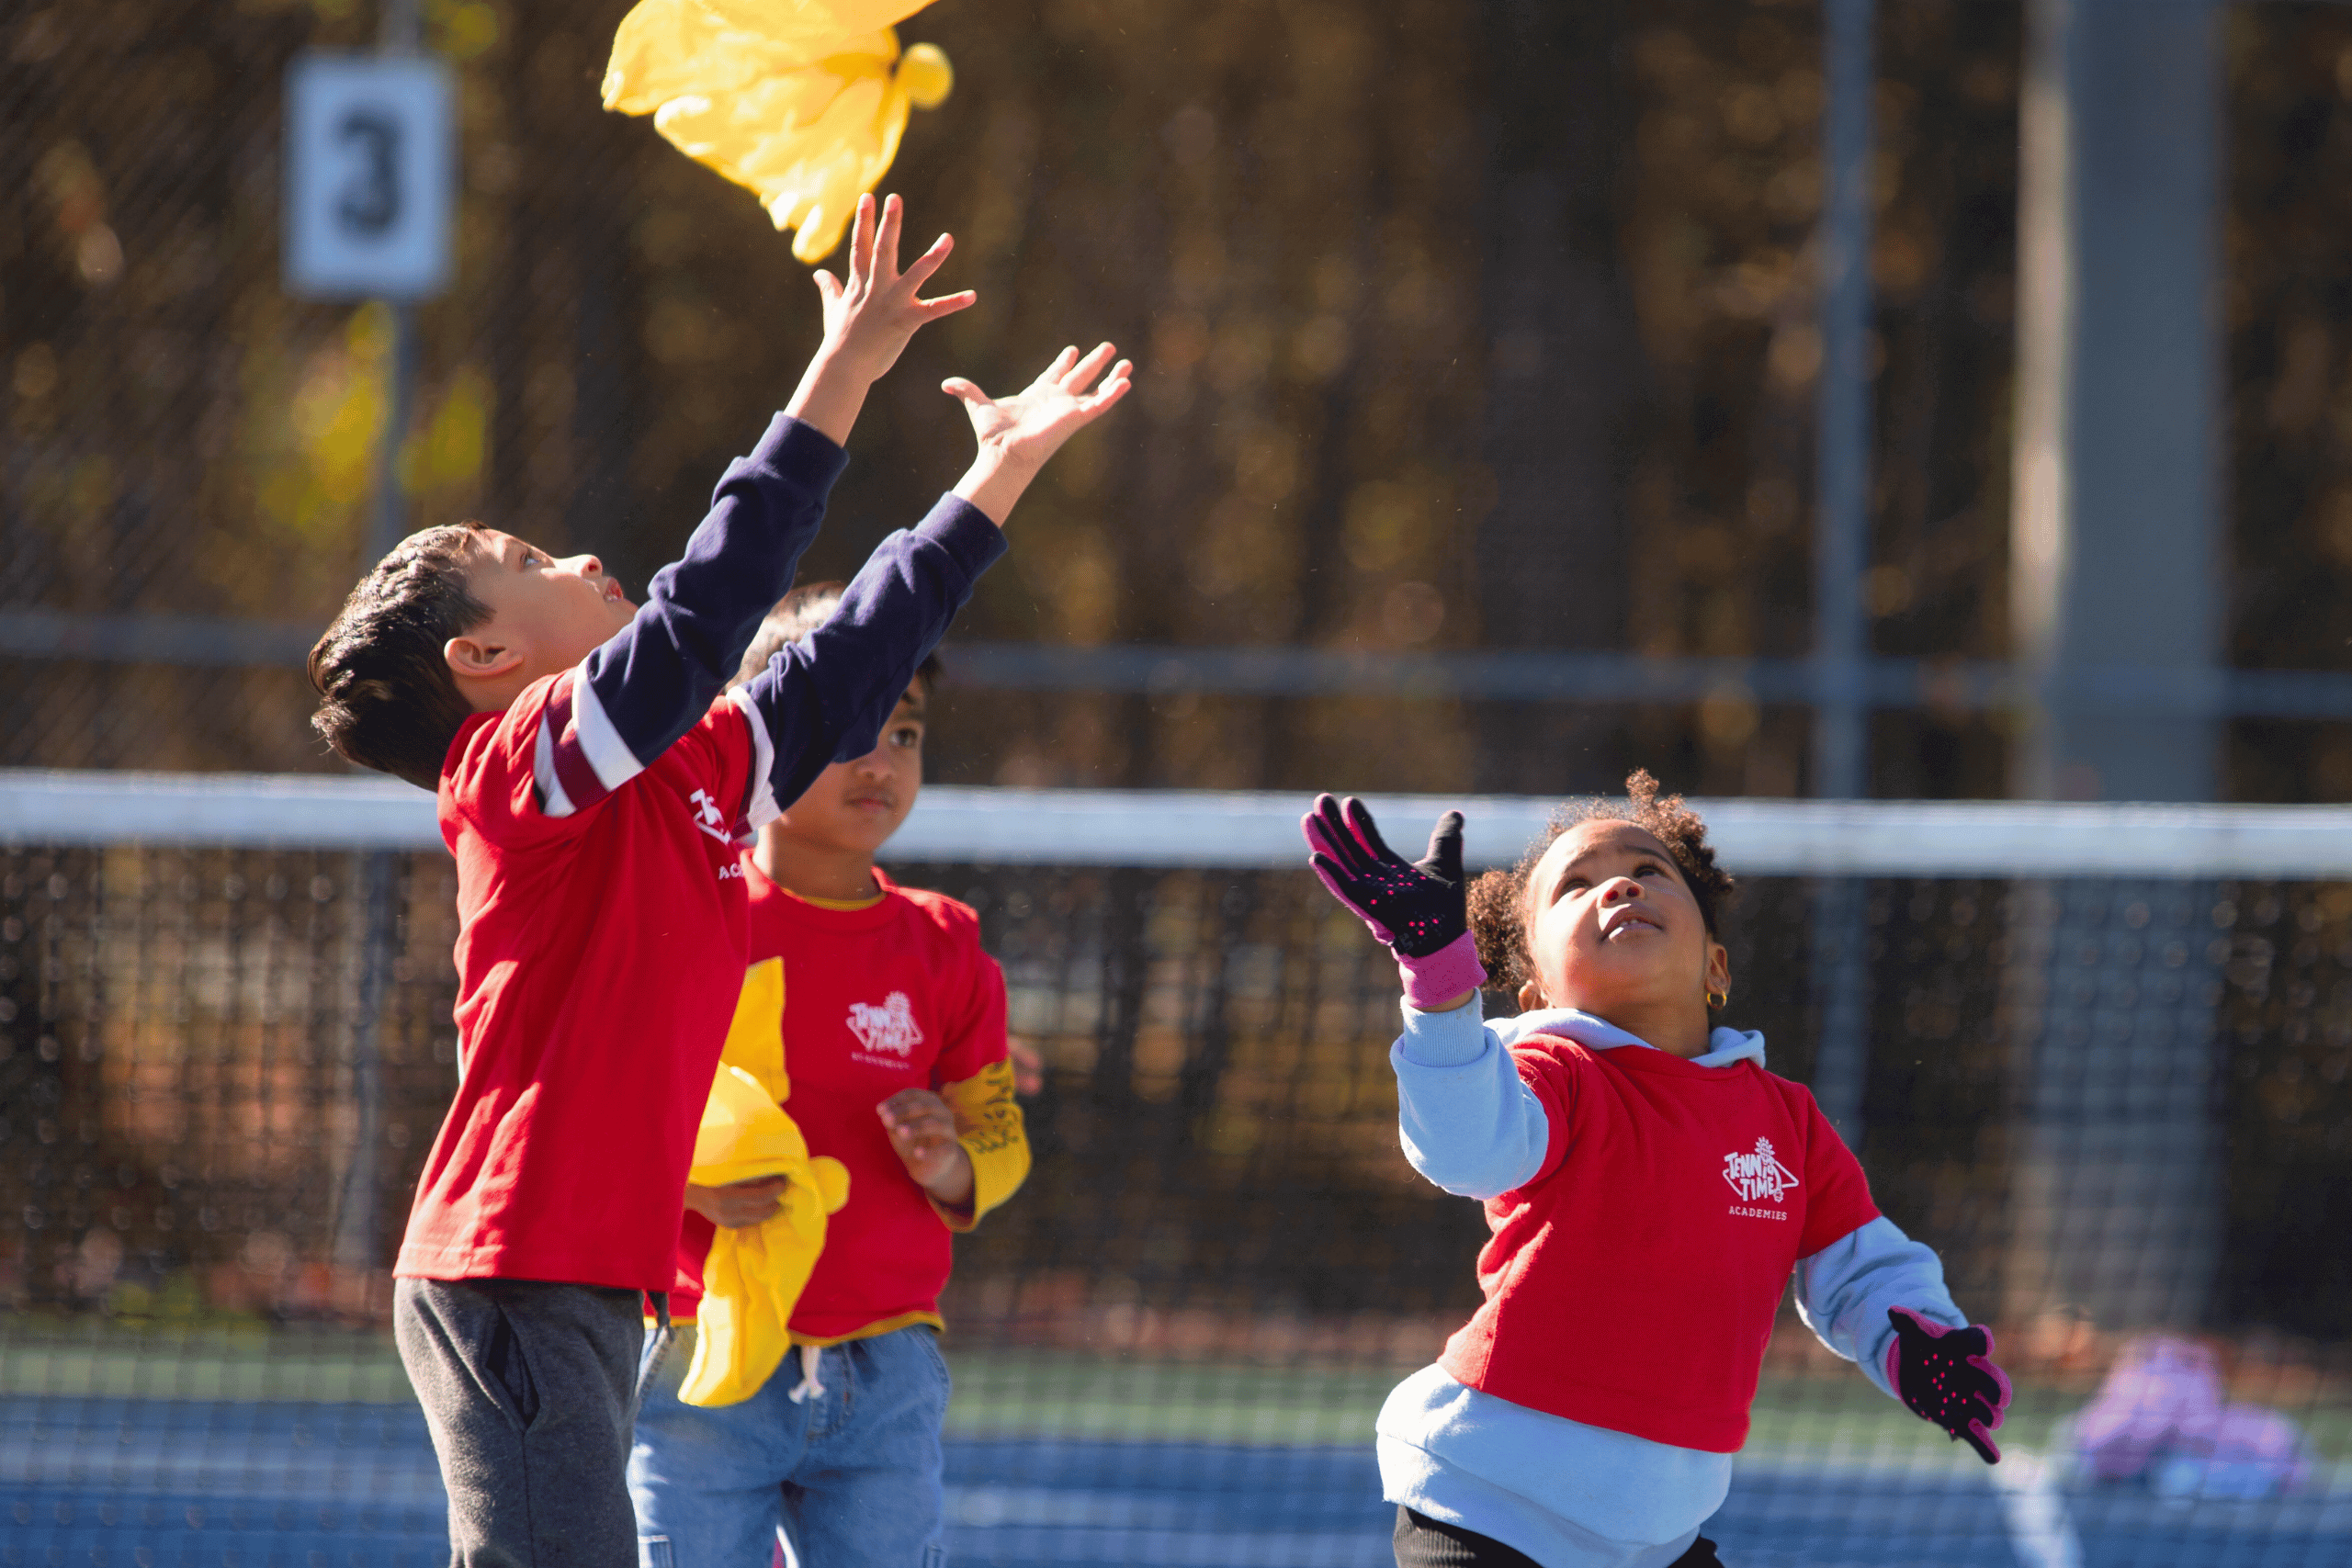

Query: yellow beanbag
left=603, top=0, right=953, bottom=262
left=677, top=958, right=850, bottom=1406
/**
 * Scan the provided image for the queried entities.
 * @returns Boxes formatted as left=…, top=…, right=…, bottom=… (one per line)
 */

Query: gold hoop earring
left=1706, top=988, right=1729, bottom=1011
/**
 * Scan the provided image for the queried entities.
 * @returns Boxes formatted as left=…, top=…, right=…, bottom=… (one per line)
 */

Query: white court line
left=1991, top=1450, right=2085, bottom=1568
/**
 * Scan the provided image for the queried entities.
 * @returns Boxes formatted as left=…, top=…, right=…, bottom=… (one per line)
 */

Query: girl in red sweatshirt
left=1301, top=772, right=2011, bottom=1568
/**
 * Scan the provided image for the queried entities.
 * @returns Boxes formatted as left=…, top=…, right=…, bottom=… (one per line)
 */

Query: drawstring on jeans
left=786, top=1343, right=827, bottom=1404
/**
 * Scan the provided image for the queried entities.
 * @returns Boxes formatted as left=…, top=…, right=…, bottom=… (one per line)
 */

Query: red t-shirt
left=1437, top=1036, right=1880, bottom=1452
left=671, top=863, right=1010, bottom=1340
left=396, top=671, right=758, bottom=1292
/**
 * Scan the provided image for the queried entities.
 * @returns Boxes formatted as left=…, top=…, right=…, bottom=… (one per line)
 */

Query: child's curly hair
left=1466, top=769, right=1737, bottom=997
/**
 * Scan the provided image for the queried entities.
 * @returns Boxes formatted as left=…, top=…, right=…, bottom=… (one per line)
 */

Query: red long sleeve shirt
left=393, top=416, right=1004, bottom=1292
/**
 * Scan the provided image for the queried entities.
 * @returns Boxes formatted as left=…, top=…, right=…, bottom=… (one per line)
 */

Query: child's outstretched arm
left=943, top=341, right=1132, bottom=524
left=1300, top=795, right=1552, bottom=1199
left=1389, top=992, right=1552, bottom=1200
left=1303, top=793, right=1486, bottom=1007
left=1795, top=1223, right=2012, bottom=1462
left=537, top=195, right=969, bottom=817
left=786, top=193, right=975, bottom=446
left=733, top=343, right=1129, bottom=819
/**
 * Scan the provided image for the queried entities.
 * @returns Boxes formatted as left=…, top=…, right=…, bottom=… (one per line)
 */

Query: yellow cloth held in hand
left=678, top=959, right=850, bottom=1407
left=603, top=0, right=953, bottom=263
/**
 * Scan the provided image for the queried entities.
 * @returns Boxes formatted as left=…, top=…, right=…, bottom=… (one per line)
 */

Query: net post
left=2001, top=0, right=2229, bottom=1342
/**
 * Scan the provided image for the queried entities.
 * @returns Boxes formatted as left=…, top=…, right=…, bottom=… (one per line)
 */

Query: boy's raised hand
left=946, top=343, right=1134, bottom=525
left=787, top=192, right=976, bottom=446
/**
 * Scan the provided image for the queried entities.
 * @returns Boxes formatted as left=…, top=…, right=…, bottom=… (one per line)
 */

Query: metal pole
left=366, top=304, right=422, bottom=565
left=1813, top=0, right=1873, bottom=803
left=1808, top=0, right=1875, bottom=1145
left=2011, top=0, right=2220, bottom=805
left=332, top=0, right=426, bottom=1282
left=2011, top=0, right=2075, bottom=801
left=2002, top=0, right=2226, bottom=1335
left=364, top=0, right=424, bottom=566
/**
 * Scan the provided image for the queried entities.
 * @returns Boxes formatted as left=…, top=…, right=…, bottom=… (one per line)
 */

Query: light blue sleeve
left=1794, top=1214, right=1968, bottom=1400
left=1391, top=995, right=1550, bottom=1201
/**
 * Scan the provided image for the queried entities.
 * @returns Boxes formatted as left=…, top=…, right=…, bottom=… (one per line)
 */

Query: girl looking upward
left=1303, top=773, right=2010, bottom=1568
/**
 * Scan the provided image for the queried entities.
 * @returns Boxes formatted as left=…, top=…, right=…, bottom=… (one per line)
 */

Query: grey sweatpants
left=395, top=1277, right=649, bottom=1568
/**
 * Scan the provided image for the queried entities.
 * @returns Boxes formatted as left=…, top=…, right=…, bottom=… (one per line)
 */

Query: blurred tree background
left=12, top=0, right=2352, bottom=1361
left=3, top=0, right=2351, bottom=803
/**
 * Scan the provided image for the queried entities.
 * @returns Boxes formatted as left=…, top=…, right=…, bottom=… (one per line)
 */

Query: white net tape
left=6, top=769, right=2351, bottom=877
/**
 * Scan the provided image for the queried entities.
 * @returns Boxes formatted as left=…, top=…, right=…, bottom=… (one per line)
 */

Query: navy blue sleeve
left=730, top=492, right=1006, bottom=821
left=531, top=415, right=847, bottom=818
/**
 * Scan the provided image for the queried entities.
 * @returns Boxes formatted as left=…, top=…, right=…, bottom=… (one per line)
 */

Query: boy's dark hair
left=1466, top=769, right=1737, bottom=997
left=308, top=523, right=492, bottom=791
left=732, top=581, right=944, bottom=694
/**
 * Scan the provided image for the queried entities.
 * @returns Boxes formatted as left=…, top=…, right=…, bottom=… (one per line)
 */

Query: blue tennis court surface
left=5, top=1398, right=2348, bottom=1566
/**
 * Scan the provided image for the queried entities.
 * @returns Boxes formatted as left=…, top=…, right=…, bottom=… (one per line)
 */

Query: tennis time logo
left=847, top=992, right=924, bottom=1061
left=1724, top=1136, right=1799, bottom=1220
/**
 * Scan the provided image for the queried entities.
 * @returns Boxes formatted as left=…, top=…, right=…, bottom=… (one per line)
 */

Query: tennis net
left=4, top=773, right=2350, bottom=1567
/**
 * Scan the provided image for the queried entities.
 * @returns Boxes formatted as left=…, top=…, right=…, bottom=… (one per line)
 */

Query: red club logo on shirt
left=1723, top=1137, right=1800, bottom=1205
left=845, top=991, right=924, bottom=1058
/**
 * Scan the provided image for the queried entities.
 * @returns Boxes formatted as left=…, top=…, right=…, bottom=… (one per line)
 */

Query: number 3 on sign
left=336, top=111, right=402, bottom=233
left=284, top=54, right=454, bottom=301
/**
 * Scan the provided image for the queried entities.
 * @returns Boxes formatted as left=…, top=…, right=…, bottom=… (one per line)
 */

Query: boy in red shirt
left=627, top=582, right=1027, bottom=1568
left=304, top=195, right=1126, bottom=1566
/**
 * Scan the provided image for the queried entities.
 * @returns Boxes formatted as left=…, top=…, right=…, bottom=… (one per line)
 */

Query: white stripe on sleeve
left=533, top=712, right=578, bottom=818
left=728, top=687, right=780, bottom=829
left=570, top=670, right=647, bottom=792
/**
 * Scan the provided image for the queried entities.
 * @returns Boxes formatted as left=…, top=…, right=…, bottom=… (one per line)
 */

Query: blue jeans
left=628, top=1325, right=952, bottom=1568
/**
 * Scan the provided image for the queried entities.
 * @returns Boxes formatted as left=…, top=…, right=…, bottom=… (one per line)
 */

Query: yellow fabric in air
left=603, top=0, right=953, bottom=263
left=678, top=958, right=851, bottom=1406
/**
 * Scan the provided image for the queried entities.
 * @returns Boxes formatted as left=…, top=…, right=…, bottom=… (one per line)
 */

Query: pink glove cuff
left=1399, top=931, right=1487, bottom=1009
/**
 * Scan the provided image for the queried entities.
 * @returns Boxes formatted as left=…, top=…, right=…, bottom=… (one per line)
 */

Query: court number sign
left=284, top=54, right=455, bottom=300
